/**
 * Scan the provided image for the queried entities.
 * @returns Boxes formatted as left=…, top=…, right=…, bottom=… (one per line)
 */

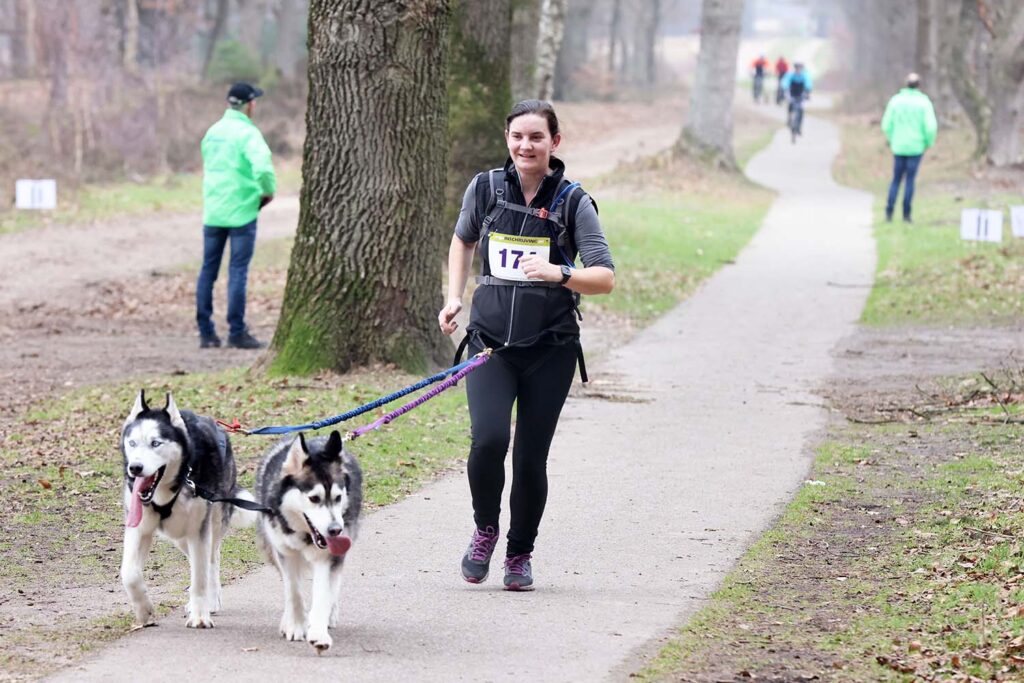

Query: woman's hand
left=438, top=299, right=463, bottom=336
left=521, top=254, right=561, bottom=282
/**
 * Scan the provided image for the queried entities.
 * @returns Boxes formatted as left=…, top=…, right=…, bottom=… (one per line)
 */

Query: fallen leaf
left=38, top=479, right=52, bottom=490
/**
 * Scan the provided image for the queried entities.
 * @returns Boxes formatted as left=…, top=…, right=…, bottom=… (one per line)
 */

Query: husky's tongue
left=326, top=535, right=352, bottom=557
left=126, top=475, right=154, bottom=528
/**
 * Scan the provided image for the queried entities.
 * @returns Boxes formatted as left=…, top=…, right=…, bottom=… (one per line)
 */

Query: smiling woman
left=437, top=99, right=615, bottom=592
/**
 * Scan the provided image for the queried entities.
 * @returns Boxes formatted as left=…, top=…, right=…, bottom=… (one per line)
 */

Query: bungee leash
left=216, top=351, right=492, bottom=437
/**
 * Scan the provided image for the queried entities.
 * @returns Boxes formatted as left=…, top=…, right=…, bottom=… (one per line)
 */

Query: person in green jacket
left=196, top=82, right=277, bottom=349
left=882, top=73, right=937, bottom=223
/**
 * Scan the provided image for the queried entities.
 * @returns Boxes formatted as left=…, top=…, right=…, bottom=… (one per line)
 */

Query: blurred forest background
left=0, top=0, right=1020, bottom=204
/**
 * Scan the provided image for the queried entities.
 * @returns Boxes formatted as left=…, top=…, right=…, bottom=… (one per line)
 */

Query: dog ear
left=282, top=433, right=309, bottom=477
left=324, top=431, right=343, bottom=461
left=164, top=393, right=187, bottom=432
left=124, top=389, right=148, bottom=426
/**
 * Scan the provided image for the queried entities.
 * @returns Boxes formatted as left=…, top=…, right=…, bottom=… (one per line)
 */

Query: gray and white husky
left=256, top=431, right=362, bottom=653
left=120, top=390, right=254, bottom=628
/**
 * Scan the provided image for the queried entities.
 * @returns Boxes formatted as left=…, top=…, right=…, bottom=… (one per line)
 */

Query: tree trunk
left=271, top=0, right=452, bottom=375
left=510, top=0, right=539, bottom=102
left=552, top=0, right=591, bottom=100
left=626, top=0, right=661, bottom=85
left=123, top=0, right=139, bottom=74
left=607, top=0, right=621, bottom=75
left=677, top=0, right=743, bottom=169
left=987, top=2, right=1024, bottom=166
left=915, top=0, right=935, bottom=88
left=533, top=0, right=566, bottom=99
left=945, top=0, right=991, bottom=157
left=446, top=0, right=511, bottom=228
left=272, top=0, right=303, bottom=81
left=202, top=0, right=230, bottom=78
left=235, top=0, right=268, bottom=63
left=11, top=0, right=36, bottom=78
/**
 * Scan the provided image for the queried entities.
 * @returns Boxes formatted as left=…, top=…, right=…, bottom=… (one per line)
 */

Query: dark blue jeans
left=195, top=221, right=257, bottom=338
left=886, top=154, right=923, bottom=219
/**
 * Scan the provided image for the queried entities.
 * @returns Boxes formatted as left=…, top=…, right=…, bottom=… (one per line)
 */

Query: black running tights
left=465, top=342, right=578, bottom=556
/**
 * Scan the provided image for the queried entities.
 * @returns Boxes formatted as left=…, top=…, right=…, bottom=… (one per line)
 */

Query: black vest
left=468, top=157, right=586, bottom=348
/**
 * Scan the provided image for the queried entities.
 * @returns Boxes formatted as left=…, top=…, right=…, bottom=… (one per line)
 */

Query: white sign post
left=1011, top=206, right=1024, bottom=238
left=15, top=179, right=58, bottom=210
left=960, top=208, right=1003, bottom=244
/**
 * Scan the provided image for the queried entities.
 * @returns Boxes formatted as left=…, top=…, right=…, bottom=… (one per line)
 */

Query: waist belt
left=476, top=275, right=562, bottom=288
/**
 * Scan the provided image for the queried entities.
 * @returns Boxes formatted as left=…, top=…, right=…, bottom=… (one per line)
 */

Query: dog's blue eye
left=150, top=440, right=161, bottom=448
left=128, top=440, right=137, bottom=448
left=309, top=495, right=322, bottom=504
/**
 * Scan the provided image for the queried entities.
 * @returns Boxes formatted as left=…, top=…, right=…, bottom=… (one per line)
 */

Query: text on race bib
left=487, top=233, right=551, bottom=281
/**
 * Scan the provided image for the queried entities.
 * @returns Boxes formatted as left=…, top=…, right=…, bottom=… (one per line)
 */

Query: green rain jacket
left=201, top=109, right=277, bottom=227
left=881, top=88, right=938, bottom=157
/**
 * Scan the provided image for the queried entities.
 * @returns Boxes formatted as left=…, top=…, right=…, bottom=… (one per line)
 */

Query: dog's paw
left=185, top=611, right=214, bottom=629
left=209, top=593, right=222, bottom=614
left=307, top=627, right=332, bottom=654
left=132, top=600, right=155, bottom=627
left=279, top=615, right=306, bottom=641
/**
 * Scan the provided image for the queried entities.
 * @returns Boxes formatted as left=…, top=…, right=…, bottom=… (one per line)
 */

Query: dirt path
left=46, top=109, right=876, bottom=680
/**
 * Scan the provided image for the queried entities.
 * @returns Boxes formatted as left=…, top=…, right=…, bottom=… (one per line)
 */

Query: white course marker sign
left=960, top=208, right=1003, bottom=243
left=1011, top=206, right=1024, bottom=238
left=15, top=179, right=58, bottom=210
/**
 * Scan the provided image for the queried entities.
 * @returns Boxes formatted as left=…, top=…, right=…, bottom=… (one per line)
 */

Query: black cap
left=227, top=83, right=263, bottom=105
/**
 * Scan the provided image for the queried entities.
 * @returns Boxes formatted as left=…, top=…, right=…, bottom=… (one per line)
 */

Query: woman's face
left=505, top=113, right=561, bottom=177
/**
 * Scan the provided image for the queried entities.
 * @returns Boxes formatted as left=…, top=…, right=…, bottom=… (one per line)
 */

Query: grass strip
left=636, top=380, right=1024, bottom=681
left=833, top=119, right=1024, bottom=326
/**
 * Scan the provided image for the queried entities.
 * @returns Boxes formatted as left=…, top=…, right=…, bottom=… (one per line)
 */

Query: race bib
left=487, top=233, right=550, bottom=281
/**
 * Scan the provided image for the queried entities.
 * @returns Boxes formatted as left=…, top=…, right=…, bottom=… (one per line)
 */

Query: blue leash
left=244, top=358, right=478, bottom=435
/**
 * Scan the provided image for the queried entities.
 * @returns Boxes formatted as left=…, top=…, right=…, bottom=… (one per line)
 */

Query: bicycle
left=787, top=94, right=805, bottom=143
left=752, top=72, right=765, bottom=104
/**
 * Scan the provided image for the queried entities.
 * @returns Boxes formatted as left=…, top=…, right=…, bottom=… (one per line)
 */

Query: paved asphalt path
left=51, top=115, right=874, bottom=682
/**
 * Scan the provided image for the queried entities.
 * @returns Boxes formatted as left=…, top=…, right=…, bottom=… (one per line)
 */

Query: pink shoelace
left=504, top=553, right=532, bottom=575
left=469, top=526, right=499, bottom=562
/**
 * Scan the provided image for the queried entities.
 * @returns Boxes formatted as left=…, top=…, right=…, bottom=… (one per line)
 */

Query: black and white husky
left=256, top=431, right=362, bottom=653
left=120, top=390, right=254, bottom=628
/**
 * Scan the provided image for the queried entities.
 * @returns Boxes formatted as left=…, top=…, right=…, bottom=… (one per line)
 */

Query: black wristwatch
left=559, top=265, right=573, bottom=285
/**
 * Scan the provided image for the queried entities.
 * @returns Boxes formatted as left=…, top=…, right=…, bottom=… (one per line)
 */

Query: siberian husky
left=256, top=431, right=362, bottom=653
left=120, top=390, right=254, bottom=628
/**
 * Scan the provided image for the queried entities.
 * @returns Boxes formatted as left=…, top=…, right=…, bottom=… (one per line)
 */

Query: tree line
left=838, top=0, right=1024, bottom=167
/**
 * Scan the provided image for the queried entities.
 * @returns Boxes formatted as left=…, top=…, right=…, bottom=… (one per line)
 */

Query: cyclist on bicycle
left=780, top=62, right=813, bottom=137
left=751, top=55, right=768, bottom=103
left=774, top=56, right=790, bottom=105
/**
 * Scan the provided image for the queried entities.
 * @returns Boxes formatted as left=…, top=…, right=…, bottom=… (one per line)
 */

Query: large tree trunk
left=987, top=2, right=1024, bottom=166
left=446, top=0, right=511, bottom=228
left=271, top=0, right=452, bottom=375
left=677, top=0, right=743, bottom=169
left=510, top=0, right=539, bottom=102
left=533, top=0, right=566, bottom=99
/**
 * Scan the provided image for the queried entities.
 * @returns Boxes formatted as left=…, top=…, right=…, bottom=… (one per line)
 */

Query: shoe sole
left=462, top=573, right=487, bottom=584
left=503, top=582, right=534, bottom=592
